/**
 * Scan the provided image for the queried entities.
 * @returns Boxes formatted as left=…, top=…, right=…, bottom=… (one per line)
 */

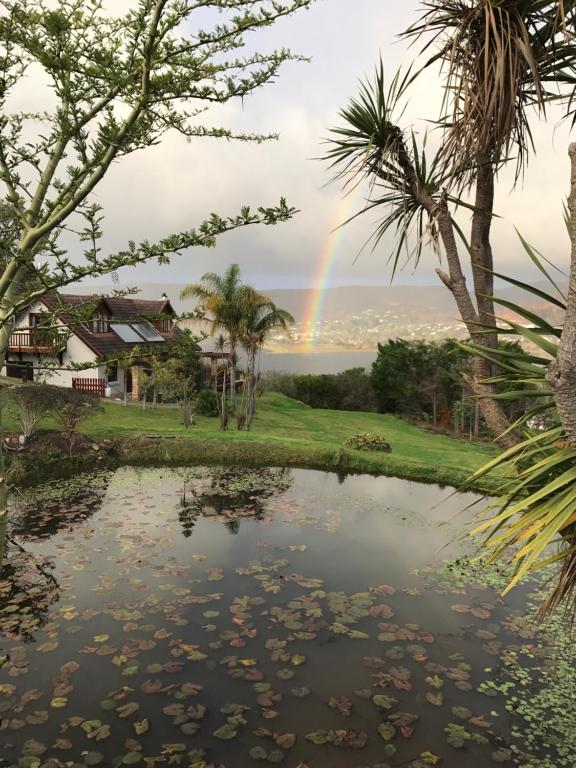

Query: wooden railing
left=9, top=330, right=67, bottom=351
left=72, top=378, right=106, bottom=397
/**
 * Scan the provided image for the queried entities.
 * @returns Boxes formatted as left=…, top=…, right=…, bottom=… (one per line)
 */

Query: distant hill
left=82, top=281, right=565, bottom=322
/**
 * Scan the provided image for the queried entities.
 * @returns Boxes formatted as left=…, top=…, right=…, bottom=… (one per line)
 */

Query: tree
left=325, top=1, right=576, bottom=448
left=239, top=291, right=294, bottom=429
left=181, top=264, right=250, bottom=412
left=154, top=330, right=202, bottom=427
left=0, top=0, right=313, bottom=567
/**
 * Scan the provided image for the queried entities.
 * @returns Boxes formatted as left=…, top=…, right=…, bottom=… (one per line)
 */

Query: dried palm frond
left=405, top=0, right=576, bottom=182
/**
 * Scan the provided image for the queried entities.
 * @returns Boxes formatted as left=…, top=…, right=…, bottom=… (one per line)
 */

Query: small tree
left=12, top=384, right=59, bottom=443
left=52, top=389, right=104, bottom=455
left=155, top=330, right=202, bottom=427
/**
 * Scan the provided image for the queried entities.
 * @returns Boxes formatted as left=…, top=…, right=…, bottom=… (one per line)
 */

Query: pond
left=0, top=467, right=571, bottom=768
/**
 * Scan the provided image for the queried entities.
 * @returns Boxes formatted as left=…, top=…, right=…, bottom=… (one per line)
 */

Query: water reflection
left=0, top=467, right=566, bottom=768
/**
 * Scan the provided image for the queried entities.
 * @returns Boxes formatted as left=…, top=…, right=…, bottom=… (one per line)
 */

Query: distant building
left=2, top=292, right=229, bottom=399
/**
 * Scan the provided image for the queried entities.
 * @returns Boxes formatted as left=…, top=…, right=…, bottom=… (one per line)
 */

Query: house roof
left=40, top=291, right=181, bottom=360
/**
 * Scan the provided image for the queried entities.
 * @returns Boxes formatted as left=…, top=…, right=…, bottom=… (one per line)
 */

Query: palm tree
left=240, top=292, right=294, bottom=430
left=180, top=264, right=249, bottom=412
left=325, top=1, right=576, bottom=447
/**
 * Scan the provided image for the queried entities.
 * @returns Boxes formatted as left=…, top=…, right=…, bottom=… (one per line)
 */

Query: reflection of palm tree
left=178, top=493, right=201, bottom=538
left=224, top=518, right=240, bottom=535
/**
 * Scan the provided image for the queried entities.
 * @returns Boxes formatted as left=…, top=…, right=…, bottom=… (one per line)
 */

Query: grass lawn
left=3, top=391, right=499, bottom=489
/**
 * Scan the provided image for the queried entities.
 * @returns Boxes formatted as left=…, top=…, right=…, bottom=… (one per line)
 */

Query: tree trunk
left=0, top=320, right=12, bottom=572
left=229, top=342, right=237, bottom=412
left=470, top=153, right=497, bottom=348
left=548, top=143, right=576, bottom=446
left=397, top=142, right=516, bottom=447
left=246, top=347, right=256, bottom=431
left=220, top=369, right=228, bottom=431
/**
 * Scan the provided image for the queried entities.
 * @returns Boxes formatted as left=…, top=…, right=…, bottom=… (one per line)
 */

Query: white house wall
left=3, top=300, right=101, bottom=387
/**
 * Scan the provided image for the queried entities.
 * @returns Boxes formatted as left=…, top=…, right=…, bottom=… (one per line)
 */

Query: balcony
left=9, top=330, right=68, bottom=353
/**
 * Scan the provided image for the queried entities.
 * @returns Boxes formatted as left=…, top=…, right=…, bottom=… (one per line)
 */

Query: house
left=2, top=291, right=230, bottom=399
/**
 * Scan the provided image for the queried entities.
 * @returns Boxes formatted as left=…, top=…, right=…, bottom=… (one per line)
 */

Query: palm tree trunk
left=396, top=143, right=517, bottom=447
left=548, top=143, right=576, bottom=447
left=246, top=347, right=256, bottom=430
left=229, top=341, right=237, bottom=412
left=220, top=368, right=227, bottom=431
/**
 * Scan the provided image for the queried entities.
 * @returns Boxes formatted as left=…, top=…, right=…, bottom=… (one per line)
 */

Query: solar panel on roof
left=110, top=323, right=145, bottom=343
left=131, top=321, right=166, bottom=343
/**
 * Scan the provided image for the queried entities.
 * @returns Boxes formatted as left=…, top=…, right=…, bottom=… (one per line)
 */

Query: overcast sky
left=61, top=2, right=575, bottom=290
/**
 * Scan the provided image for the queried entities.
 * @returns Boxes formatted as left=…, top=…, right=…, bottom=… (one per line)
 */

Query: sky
left=17, top=1, right=576, bottom=291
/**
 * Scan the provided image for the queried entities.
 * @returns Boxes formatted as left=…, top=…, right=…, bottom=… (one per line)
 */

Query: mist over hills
left=84, top=281, right=564, bottom=353
left=88, top=282, right=559, bottom=321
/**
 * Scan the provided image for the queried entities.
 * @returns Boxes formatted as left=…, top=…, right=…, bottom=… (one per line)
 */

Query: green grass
left=3, top=392, right=499, bottom=489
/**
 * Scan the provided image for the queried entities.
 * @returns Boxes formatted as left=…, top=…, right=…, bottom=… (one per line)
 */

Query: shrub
left=344, top=432, right=391, bottom=452
left=52, top=389, right=104, bottom=453
left=11, top=383, right=60, bottom=442
left=263, top=369, right=376, bottom=412
left=196, top=388, right=219, bottom=417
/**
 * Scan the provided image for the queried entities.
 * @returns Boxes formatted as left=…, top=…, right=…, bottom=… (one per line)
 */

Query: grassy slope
left=3, top=392, right=498, bottom=488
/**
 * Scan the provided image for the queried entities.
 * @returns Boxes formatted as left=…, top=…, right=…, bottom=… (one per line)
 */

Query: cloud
left=9, top=0, right=575, bottom=291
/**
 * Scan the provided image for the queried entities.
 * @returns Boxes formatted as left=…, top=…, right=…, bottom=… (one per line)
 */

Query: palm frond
left=460, top=226, right=576, bottom=613
left=325, top=64, right=462, bottom=275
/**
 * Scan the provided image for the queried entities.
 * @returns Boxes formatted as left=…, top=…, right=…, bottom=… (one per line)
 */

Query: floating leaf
left=213, top=723, right=238, bottom=740
left=377, top=722, right=396, bottom=741
left=122, top=752, right=142, bottom=765
left=133, top=719, right=149, bottom=736
left=116, top=702, right=140, bottom=719
left=372, top=694, right=397, bottom=710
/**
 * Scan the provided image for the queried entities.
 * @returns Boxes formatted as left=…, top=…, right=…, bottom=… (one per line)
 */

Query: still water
left=0, top=467, right=566, bottom=768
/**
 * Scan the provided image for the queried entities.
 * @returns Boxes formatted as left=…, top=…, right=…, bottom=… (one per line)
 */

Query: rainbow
left=303, top=193, right=360, bottom=350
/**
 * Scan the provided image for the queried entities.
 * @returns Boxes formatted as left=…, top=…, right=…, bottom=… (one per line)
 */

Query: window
left=6, top=361, right=34, bottom=381
left=89, top=314, right=109, bottom=333
left=29, top=312, right=47, bottom=328
left=155, top=317, right=172, bottom=332
left=107, top=363, right=118, bottom=383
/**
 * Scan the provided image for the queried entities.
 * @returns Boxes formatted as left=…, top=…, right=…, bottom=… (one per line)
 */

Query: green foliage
left=196, top=389, right=219, bottom=418
left=461, top=235, right=576, bottom=609
left=371, top=339, right=468, bottom=420
left=270, top=368, right=375, bottom=412
left=344, top=432, right=391, bottom=452
left=154, top=331, right=202, bottom=427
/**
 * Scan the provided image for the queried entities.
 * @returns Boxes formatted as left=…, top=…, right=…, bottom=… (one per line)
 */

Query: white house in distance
left=2, top=291, right=229, bottom=399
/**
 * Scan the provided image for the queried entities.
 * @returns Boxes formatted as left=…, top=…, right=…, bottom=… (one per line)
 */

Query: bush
left=52, top=389, right=104, bottom=452
left=196, top=388, right=220, bottom=417
left=344, top=432, right=391, bottom=452
left=265, top=368, right=375, bottom=412
left=11, top=383, right=60, bottom=442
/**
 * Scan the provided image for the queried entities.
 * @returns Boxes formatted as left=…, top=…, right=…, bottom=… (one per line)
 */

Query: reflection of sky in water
left=0, top=467, right=551, bottom=768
